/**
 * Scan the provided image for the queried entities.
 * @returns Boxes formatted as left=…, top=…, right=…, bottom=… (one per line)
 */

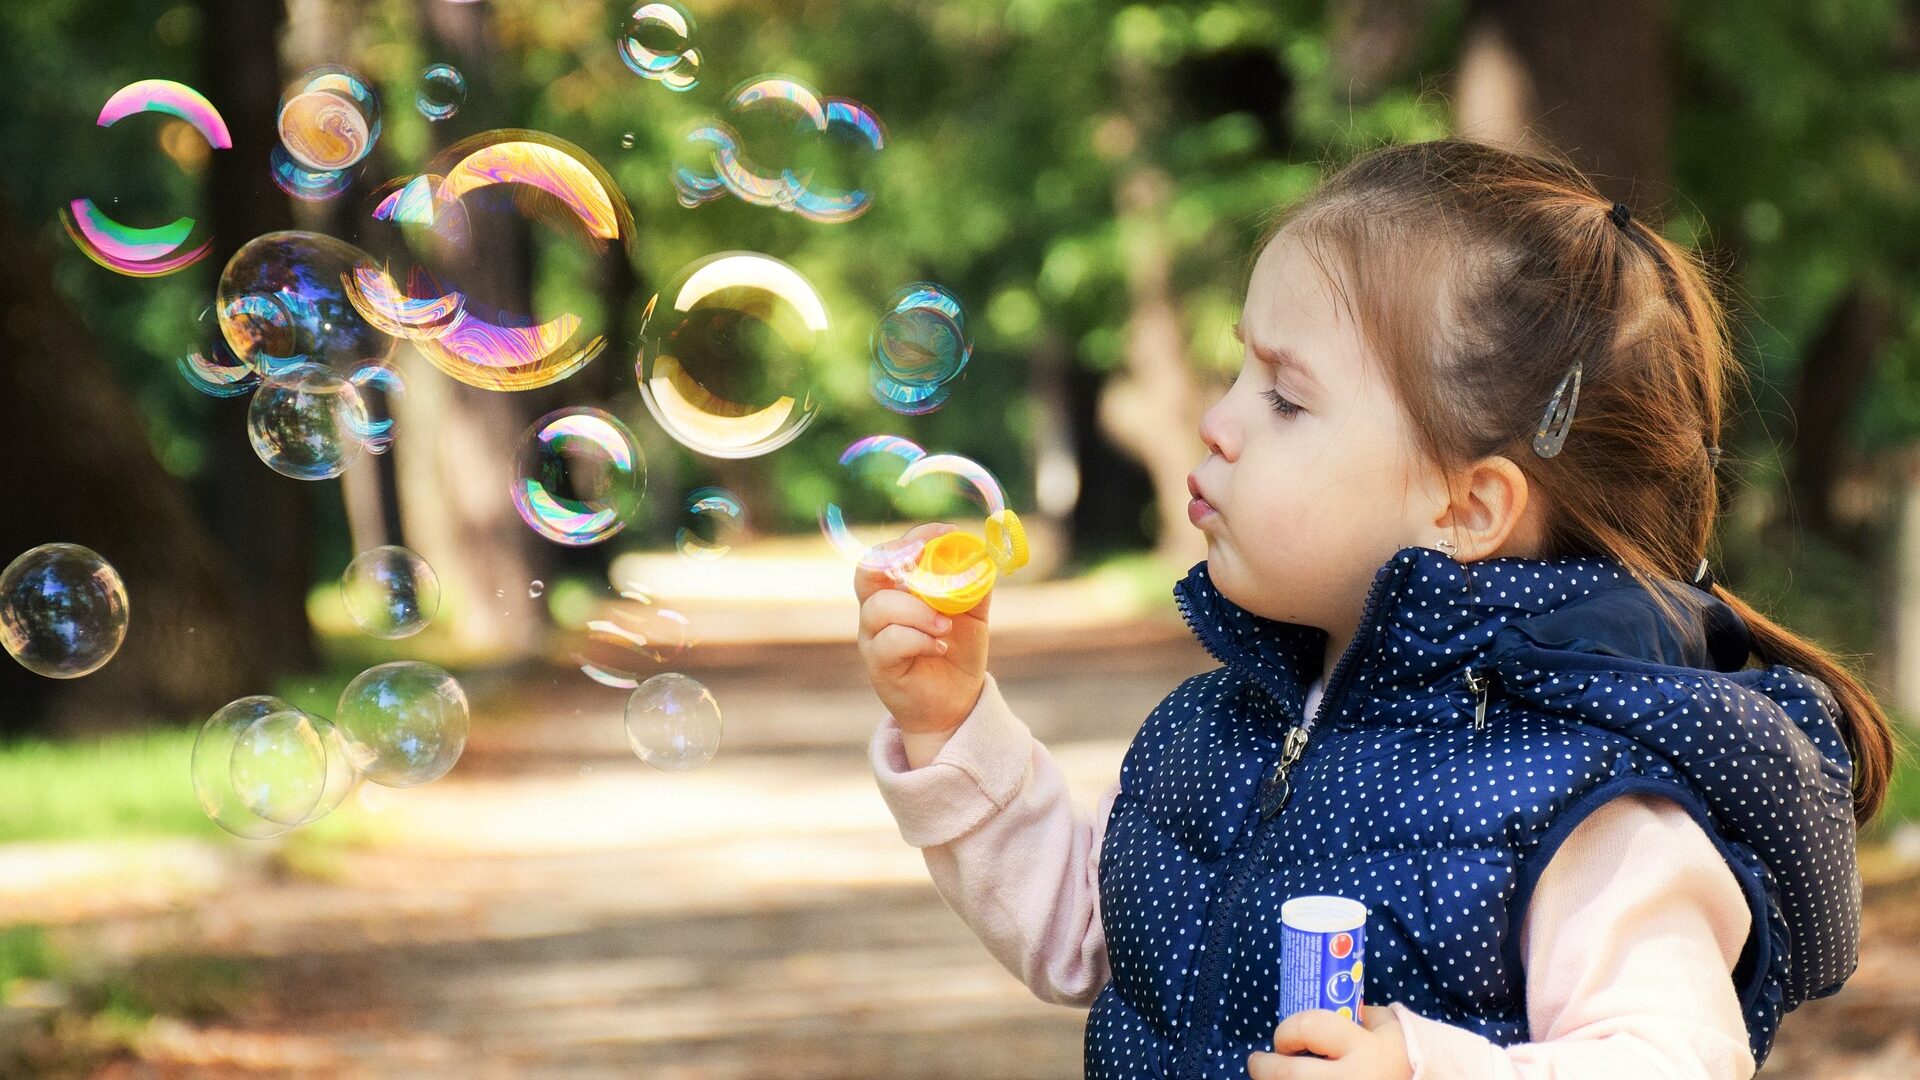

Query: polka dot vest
left=1085, top=545, right=1860, bottom=1078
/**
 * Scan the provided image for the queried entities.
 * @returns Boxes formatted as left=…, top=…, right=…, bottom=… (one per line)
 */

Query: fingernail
left=936, top=640, right=949, bottom=654
left=933, top=617, right=952, bottom=632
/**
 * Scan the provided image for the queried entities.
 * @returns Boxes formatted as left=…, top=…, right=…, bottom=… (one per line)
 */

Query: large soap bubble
left=511, top=408, right=646, bottom=546
left=193, top=697, right=359, bottom=838
left=217, top=231, right=396, bottom=376
left=0, top=544, right=130, bottom=679
left=277, top=65, right=381, bottom=172
left=344, top=132, right=633, bottom=392
left=336, top=661, right=470, bottom=787
left=341, top=546, right=440, bottom=639
left=246, top=362, right=369, bottom=480
left=637, top=252, right=825, bottom=459
left=61, top=80, right=230, bottom=278
left=624, top=672, right=722, bottom=772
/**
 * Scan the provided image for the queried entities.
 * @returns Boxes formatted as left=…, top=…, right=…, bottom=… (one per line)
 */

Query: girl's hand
left=854, top=522, right=991, bottom=736
left=1247, top=1005, right=1413, bottom=1080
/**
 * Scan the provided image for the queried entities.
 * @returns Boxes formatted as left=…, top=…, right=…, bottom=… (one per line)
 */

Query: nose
left=1199, top=396, right=1237, bottom=462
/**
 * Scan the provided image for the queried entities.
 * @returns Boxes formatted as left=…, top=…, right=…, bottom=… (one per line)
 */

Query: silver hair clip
left=1532, top=360, right=1582, bottom=459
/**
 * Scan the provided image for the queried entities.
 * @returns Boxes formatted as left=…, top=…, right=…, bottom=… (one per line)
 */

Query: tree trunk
left=1787, top=282, right=1895, bottom=545
left=0, top=197, right=254, bottom=735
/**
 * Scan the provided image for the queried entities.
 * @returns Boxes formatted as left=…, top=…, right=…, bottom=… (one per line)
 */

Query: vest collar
left=1173, top=544, right=1753, bottom=720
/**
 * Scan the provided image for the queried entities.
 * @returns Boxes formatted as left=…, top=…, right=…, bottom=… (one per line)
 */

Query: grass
left=0, top=728, right=208, bottom=845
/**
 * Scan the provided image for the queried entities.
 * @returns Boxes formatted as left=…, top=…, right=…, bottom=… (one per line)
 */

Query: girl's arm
left=1387, top=792, right=1757, bottom=1080
left=869, top=672, right=1115, bottom=1007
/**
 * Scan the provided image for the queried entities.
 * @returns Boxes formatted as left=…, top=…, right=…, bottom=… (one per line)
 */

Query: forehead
left=1241, top=232, right=1371, bottom=387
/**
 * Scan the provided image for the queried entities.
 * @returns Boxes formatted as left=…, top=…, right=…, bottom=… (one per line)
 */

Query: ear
left=1432, top=455, right=1540, bottom=561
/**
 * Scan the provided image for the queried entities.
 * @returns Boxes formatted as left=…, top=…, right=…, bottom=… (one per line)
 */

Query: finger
left=864, top=622, right=947, bottom=666
left=1270, top=1010, right=1360, bottom=1059
left=1359, top=1004, right=1394, bottom=1033
left=1246, top=1050, right=1340, bottom=1079
left=860, top=589, right=954, bottom=641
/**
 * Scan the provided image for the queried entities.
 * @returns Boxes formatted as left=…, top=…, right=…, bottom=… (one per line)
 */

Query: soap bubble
left=228, top=710, right=328, bottom=826
left=713, top=77, right=824, bottom=209
left=61, top=80, right=230, bottom=277
left=270, top=144, right=355, bottom=202
left=621, top=132, right=637, bottom=150
left=277, top=65, right=380, bottom=172
left=869, top=364, right=953, bottom=416
left=624, top=672, right=722, bottom=772
left=874, top=283, right=970, bottom=385
left=528, top=580, right=545, bottom=598
left=675, top=487, right=744, bottom=561
left=247, top=363, right=369, bottom=480
left=416, top=64, right=467, bottom=121
left=637, top=252, right=825, bottom=459
left=347, top=133, right=632, bottom=391
left=177, top=304, right=259, bottom=398
left=344, top=361, right=404, bottom=453
left=789, top=97, right=887, bottom=224
left=217, top=230, right=396, bottom=376
left=340, top=545, right=440, bottom=639
left=0, top=544, right=129, bottom=680
left=575, top=588, right=692, bottom=689
left=512, top=408, right=646, bottom=546
left=193, top=698, right=359, bottom=838
left=819, top=437, right=1010, bottom=601
left=670, top=78, right=885, bottom=222
left=335, top=661, right=469, bottom=787
left=619, top=3, right=702, bottom=90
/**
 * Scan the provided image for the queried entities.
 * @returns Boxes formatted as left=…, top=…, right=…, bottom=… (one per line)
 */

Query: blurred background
left=1, top=0, right=1918, bottom=1075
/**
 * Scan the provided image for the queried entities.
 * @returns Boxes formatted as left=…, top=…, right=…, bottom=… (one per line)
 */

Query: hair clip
left=1692, top=557, right=1716, bottom=590
left=1608, top=201, right=1632, bottom=230
left=1532, top=360, right=1582, bottom=458
left=1705, top=443, right=1723, bottom=469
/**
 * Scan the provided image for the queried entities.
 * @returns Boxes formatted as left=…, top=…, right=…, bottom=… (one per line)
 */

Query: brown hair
left=1262, top=138, right=1900, bottom=827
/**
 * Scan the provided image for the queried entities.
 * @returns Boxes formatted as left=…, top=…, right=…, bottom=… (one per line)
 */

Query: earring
left=1436, top=538, right=1458, bottom=556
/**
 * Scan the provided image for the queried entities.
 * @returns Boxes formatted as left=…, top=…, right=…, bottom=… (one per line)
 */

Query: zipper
left=1171, top=562, right=1403, bottom=1078
left=1465, top=666, right=1495, bottom=731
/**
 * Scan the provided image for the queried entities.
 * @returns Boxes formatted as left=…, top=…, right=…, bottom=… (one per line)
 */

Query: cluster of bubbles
left=619, top=3, right=702, bottom=91
left=672, top=76, right=886, bottom=224
left=870, top=283, right=972, bottom=415
left=0, top=544, right=129, bottom=679
left=61, top=80, right=230, bottom=276
left=192, top=660, right=468, bottom=838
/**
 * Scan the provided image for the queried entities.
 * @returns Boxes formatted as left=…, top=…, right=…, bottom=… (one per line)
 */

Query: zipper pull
left=1258, top=726, right=1311, bottom=819
left=1465, top=667, right=1493, bottom=731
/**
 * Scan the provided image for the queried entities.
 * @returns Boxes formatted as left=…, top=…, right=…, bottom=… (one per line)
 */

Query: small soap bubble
left=621, top=132, right=637, bottom=150
left=177, top=305, right=259, bottom=398
left=873, top=283, right=971, bottom=387
left=416, top=64, right=466, bottom=121
left=512, top=408, right=647, bottom=546
left=341, top=545, right=440, bottom=639
left=269, top=143, right=355, bottom=202
left=624, top=672, right=722, bottom=772
left=277, top=65, right=381, bottom=172
left=0, top=544, right=130, bottom=680
left=819, top=436, right=1010, bottom=602
left=335, top=661, right=469, bottom=787
left=637, top=252, right=824, bottom=459
left=193, top=698, right=358, bottom=838
left=528, top=580, right=546, bottom=598
left=675, top=487, right=744, bottom=561
left=620, top=3, right=701, bottom=89
left=246, top=363, right=370, bottom=480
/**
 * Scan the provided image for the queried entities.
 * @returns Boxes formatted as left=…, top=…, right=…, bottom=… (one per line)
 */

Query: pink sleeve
left=869, top=672, right=1115, bottom=1007
left=1387, top=792, right=1758, bottom=1080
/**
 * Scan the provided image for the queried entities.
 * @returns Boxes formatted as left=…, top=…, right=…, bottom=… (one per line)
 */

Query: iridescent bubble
left=789, top=97, right=887, bottom=224
left=270, top=143, right=355, bottom=202
left=335, top=661, right=469, bottom=787
left=868, top=364, right=953, bottom=416
left=177, top=304, right=259, bottom=398
left=619, top=3, right=701, bottom=90
left=217, top=231, right=396, bottom=376
left=575, top=588, right=692, bottom=689
left=0, top=544, right=129, bottom=680
left=675, top=487, right=744, bottom=561
left=416, top=64, right=466, bottom=121
left=512, top=408, right=646, bottom=546
left=246, top=362, right=369, bottom=480
left=228, top=710, right=327, bottom=826
left=624, top=672, right=721, bottom=772
left=637, top=252, right=824, bottom=459
left=349, top=133, right=632, bottom=391
left=62, top=81, right=230, bottom=277
left=340, top=545, right=439, bottom=639
left=345, top=361, right=404, bottom=453
left=818, top=437, right=1011, bottom=603
left=528, top=580, right=545, bottom=598
left=193, top=697, right=300, bottom=838
left=620, top=132, right=637, bottom=150
left=712, top=77, right=825, bottom=210
left=277, top=65, right=381, bottom=172
left=670, top=78, right=885, bottom=222
left=670, top=122, right=732, bottom=208
left=873, top=284, right=970, bottom=386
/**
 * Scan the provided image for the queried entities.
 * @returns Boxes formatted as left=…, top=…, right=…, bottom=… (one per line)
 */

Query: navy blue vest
left=1086, top=545, right=1859, bottom=1078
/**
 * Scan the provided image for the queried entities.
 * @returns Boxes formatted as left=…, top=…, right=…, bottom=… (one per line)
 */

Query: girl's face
left=1189, top=232, right=1452, bottom=647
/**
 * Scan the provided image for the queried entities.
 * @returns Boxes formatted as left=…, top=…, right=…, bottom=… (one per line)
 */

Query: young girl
left=855, top=139, right=1894, bottom=1079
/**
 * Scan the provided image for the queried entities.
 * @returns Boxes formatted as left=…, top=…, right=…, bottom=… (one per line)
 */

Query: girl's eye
left=1262, top=388, right=1302, bottom=418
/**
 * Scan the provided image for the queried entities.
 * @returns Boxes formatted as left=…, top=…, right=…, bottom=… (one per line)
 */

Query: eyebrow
left=1231, top=322, right=1323, bottom=393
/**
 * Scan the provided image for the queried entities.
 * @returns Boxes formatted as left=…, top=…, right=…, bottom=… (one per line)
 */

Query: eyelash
left=1262, top=388, right=1302, bottom=418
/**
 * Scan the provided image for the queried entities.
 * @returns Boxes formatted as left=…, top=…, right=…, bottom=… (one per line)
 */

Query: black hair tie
left=1608, top=201, right=1632, bottom=230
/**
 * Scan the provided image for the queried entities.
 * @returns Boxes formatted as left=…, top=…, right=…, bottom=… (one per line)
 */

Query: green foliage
left=0, top=729, right=207, bottom=844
